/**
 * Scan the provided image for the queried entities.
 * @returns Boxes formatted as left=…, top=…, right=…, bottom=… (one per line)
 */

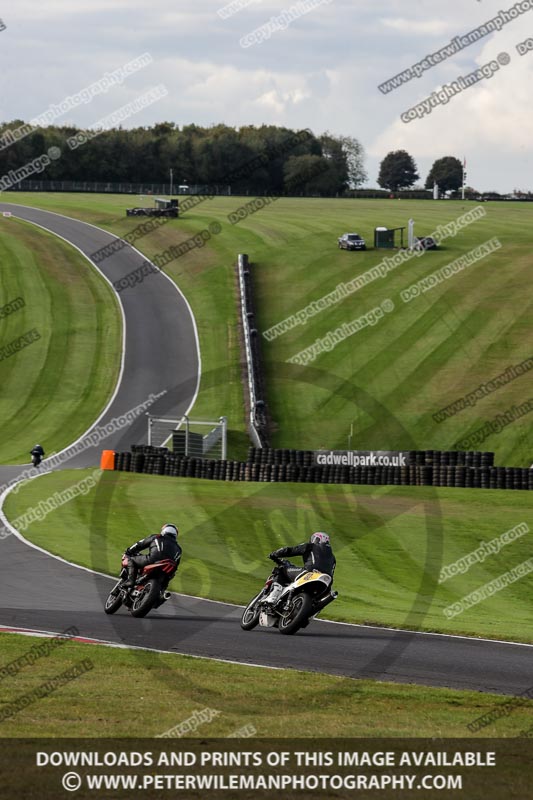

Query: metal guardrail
left=237, top=254, right=268, bottom=449
left=6, top=180, right=232, bottom=195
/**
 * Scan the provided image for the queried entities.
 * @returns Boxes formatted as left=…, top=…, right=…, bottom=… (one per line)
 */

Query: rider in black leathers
left=123, top=523, right=182, bottom=588
left=264, top=532, right=336, bottom=607
left=30, top=444, right=45, bottom=465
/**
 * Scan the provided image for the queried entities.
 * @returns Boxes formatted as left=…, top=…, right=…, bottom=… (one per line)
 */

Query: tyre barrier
left=111, top=449, right=533, bottom=490
left=245, top=447, right=495, bottom=468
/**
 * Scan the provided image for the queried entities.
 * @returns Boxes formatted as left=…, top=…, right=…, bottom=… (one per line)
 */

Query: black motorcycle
left=104, top=554, right=177, bottom=618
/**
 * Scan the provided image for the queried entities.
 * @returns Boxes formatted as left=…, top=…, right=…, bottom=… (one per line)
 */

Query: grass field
left=5, top=469, right=533, bottom=642
left=1, top=631, right=533, bottom=738
left=0, top=217, right=121, bottom=464
left=3, top=193, right=532, bottom=466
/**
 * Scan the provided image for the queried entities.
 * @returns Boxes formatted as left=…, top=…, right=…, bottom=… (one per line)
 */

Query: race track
left=0, top=202, right=199, bottom=470
left=0, top=204, right=531, bottom=699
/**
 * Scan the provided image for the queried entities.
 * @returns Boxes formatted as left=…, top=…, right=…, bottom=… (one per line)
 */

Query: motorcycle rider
left=122, top=523, right=182, bottom=588
left=263, top=532, right=336, bottom=609
left=30, top=444, right=45, bottom=466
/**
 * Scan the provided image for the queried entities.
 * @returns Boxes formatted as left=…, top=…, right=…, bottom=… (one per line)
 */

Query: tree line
left=0, top=119, right=507, bottom=198
left=0, top=121, right=367, bottom=196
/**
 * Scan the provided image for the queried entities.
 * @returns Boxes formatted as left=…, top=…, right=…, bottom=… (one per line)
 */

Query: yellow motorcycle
left=241, top=555, right=337, bottom=635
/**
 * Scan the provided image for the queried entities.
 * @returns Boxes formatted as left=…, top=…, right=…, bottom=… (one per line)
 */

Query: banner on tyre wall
left=315, top=451, right=411, bottom=467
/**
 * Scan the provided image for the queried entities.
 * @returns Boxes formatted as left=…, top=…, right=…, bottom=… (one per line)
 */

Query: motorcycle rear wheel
left=278, top=592, right=312, bottom=635
left=130, top=579, right=160, bottom=618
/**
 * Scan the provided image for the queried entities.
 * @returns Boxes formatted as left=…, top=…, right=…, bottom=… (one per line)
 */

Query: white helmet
left=310, top=532, right=330, bottom=545
left=160, top=523, right=178, bottom=539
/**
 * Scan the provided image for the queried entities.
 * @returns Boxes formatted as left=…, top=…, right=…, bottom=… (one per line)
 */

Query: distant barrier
left=4, top=180, right=230, bottom=195
left=109, top=446, right=533, bottom=491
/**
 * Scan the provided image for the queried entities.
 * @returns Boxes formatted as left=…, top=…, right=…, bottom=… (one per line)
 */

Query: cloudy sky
left=1, top=0, right=531, bottom=191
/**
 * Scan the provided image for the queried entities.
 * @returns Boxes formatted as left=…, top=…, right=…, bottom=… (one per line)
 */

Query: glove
left=269, top=551, right=278, bottom=560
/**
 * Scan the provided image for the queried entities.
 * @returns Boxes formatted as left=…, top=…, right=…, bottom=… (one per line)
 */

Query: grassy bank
left=0, top=217, right=121, bottom=463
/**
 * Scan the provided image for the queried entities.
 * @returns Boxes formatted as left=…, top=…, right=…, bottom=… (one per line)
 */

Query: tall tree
left=339, top=135, right=367, bottom=187
left=425, top=156, right=463, bottom=193
left=318, top=132, right=348, bottom=192
left=378, top=150, right=419, bottom=191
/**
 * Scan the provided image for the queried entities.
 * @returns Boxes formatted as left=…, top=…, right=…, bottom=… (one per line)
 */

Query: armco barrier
left=109, top=446, right=533, bottom=491
left=236, top=254, right=270, bottom=448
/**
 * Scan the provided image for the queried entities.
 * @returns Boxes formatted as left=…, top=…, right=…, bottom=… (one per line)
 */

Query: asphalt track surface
left=0, top=204, right=531, bottom=698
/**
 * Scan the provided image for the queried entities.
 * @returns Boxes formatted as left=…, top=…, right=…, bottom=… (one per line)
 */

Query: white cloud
left=372, top=31, right=533, bottom=153
left=381, top=17, right=453, bottom=36
left=253, top=87, right=310, bottom=113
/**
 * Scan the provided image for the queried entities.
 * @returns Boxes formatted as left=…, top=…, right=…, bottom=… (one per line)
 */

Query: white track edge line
left=0, top=624, right=282, bottom=670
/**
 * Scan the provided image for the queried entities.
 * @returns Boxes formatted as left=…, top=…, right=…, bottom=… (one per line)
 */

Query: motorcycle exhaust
left=163, top=591, right=171, bottom=601
left=314, top=591, right=338, bottom=613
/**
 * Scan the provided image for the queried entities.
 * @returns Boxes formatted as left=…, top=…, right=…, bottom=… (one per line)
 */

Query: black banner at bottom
left=1, top=738, right=532, bottom=799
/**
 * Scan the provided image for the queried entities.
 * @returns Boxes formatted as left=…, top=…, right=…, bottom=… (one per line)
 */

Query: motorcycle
left=241, top=555, right=338, bottom=635
left=31, top=452, right=42, bottom=467
left=104, top=554, right=177, bottom=618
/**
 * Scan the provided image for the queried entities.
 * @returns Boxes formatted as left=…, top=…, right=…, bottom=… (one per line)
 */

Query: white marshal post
left=408, top=218, right=415, bottom=250
left=462, top=157, right=466, bottom=201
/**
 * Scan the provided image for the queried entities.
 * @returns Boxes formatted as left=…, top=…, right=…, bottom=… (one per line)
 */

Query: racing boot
left=263, top=581, right=283, bottom=611
left=122, top=561, right=137, bottom=589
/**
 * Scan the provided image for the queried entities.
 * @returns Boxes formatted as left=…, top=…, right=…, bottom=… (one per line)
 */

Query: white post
left=170, top=168, right=173, bottom=197
left=220, top=416, right=227, bottom=460
left=433, top=182, right=439, bottom=200
left=408, top=218, right=415, bottom=250
left=462, top=157, right=466, bottom=201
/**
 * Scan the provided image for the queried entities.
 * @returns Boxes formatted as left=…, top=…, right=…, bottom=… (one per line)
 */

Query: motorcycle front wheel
left=278, top=592, right=313, bottom=635
left=104, top=582, right=123, bottom=615
left=130, top=579, right=161, bottom=618
left=240, top=590, right=266, bottom=630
